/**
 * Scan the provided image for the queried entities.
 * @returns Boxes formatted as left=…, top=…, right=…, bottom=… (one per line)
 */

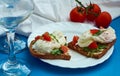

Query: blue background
left=0, top=16, right=120, bottom=76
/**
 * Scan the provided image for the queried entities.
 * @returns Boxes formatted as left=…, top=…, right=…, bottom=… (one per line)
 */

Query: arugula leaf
left=82, top=43, right=107, bottom=57
left=98, top=44, right=107, bottom=49
left=83, top=47, right=90, bottom=52
left=83, top=43, right=107, bottom=53
left=93, top=30, right=103, bottom=36
left=50, top=49, right=62, bottom=55
left=50, top=34, right=59, bottom=43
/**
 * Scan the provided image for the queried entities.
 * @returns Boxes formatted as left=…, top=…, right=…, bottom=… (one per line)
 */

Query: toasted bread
left=29, top=40, right=71, bottom=60
left=68, top=39, right=116, bottom=59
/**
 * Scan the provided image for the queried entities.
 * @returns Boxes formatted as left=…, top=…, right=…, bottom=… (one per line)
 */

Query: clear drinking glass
left=0, top=31, right=27, bottom=54
left=0, top=0, right=34, bottom=76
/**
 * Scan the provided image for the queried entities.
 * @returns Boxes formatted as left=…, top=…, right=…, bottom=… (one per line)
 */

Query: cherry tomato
left=86, top=4, right=101, bottom=21
left=70, top=7, right=86, bottom=22
left=95, top=11, right=112, bottom=28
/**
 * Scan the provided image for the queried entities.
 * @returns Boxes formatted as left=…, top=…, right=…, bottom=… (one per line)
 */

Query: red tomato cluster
left=70, top=0, right=112, bottom=28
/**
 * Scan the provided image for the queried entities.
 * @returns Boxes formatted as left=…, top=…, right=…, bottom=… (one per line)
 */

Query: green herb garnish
left=50, top=49, right=62, bottom=55
left=82, top=43, right=107, bottom=57
left=93, top=30, right=103, bottom=36
left=50, top=34, right=59, bottom=43
left=83, top=43, right=107, bottom=52
left=98, top=44, right=107, bottom=49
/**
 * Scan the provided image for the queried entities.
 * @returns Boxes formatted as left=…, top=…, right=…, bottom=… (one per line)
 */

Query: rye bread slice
left=68, top=39, right=116, bottom=59
left=29, top=40, right=71, bottom=60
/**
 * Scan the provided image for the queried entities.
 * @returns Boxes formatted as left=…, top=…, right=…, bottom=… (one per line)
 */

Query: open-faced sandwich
left=29, top=31, right=71, bottom=60
left=68, top=27, right=116, bottom=59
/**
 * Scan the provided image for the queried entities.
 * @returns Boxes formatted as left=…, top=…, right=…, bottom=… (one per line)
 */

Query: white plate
left=28, top=22, right=114, bottom=68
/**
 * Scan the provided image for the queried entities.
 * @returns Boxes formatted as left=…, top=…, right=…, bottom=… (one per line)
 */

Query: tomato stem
left=86, top=2, right=99, bottom=17
left=76, top=6, right=83, bottom=13
left=75, top=0, right=85, bottom=8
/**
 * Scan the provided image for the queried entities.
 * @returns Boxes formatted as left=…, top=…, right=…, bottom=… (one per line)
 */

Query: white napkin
left=16, top=19, right=32, bottom=36
left=33, top=0, right=75, bottom=22
left=33, top=0, right=120, bottom=22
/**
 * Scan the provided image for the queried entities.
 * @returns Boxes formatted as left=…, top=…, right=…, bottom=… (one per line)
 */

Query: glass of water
left=0, top=0, right=34, bottom=75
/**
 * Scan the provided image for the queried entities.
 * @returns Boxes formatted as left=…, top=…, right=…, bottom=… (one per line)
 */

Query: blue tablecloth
left=0, top=16, right=120, bottom=76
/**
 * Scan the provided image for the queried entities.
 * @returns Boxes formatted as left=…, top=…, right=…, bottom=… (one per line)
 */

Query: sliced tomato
left=72, top=35, right=79, bottom=45
left=60, top=46, right=69, bottom=53
left=71, top=41, right=76, bottom=46
left=73, top=35, right=79, bottom=43
left=42, top=32, right=51, bottom=41
left=35, top=35, right=42, bottom=41
left=90, top=29, right=99, bottom=35
left=88, top=41, right=98, bottom=49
